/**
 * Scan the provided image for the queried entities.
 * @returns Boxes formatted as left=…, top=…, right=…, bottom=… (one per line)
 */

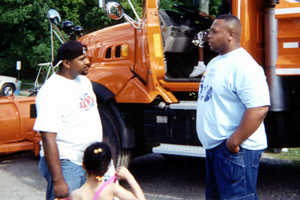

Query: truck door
left=0, top=97, right=21, bottom=143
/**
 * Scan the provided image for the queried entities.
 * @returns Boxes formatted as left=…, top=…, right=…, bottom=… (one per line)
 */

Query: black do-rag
left=53, top=40, right=87, bottom=67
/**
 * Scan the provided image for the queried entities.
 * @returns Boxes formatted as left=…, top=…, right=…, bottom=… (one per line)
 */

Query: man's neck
left=220, top=44, right=240, bottom=55
left=57, top=69, right=77, bottom=80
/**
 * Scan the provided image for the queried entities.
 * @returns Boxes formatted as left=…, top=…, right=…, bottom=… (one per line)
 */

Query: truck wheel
left=99, top=103, right=131, bottom=167
left=1, top=83, right=15, bottom=96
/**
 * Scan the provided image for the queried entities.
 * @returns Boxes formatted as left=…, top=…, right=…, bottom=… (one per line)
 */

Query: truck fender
left=92, top=82, right=114, bottom=103
left=92, top=82, right=135, bottom=149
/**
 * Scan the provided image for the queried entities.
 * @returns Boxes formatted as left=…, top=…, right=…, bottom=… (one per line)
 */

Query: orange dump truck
left=0, top=95, right=40, bottom=157
left=76, top=0, right=300, bottom=165
left=3, top=0, right=298, bottom=164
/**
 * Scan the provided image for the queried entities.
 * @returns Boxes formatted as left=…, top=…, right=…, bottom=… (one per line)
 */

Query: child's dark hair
left=83, top=142, right=112, bottom=176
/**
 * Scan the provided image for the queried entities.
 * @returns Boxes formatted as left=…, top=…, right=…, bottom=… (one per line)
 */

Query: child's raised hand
left=115, top=166, right=146, bottom=200
left=116, top=166, right=132, bottom=180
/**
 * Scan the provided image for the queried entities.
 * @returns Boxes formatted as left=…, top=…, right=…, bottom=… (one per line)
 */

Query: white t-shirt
left=34, top=73, right=103, bottom=165
left=196, top=48, right=270, bottom=150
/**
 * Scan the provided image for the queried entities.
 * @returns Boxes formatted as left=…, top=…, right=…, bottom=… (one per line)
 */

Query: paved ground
left=0, top=154, right=45, bottom=200
left=0, top=152, right=300, bottom=200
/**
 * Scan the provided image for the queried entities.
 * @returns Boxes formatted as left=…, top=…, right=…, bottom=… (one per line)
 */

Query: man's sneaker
left=189, top=61, right=206, bottom=77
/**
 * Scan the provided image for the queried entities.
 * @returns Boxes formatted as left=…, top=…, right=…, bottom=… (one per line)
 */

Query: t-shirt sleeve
left=235, top=64, right=270, bottom=108
left=33, top=89, right=60, bottom=133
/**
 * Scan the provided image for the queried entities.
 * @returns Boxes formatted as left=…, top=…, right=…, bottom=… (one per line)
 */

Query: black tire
left=99, top=103, right=131, bottom=167
left=1, top=83, right=15, bottom=96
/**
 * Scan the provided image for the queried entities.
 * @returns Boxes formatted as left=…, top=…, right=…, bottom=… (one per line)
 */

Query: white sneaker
left=189, top=61, right=206, bottom=77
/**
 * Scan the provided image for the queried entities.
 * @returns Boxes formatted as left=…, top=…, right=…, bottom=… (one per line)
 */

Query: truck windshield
left=159, top=0, right=231, bottom=16
left=158, top=0, right=214, bottom=15
left=180, top=0, right=200, bottom=11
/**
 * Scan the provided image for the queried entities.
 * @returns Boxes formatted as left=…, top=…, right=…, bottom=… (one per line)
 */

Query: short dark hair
left=216, top=14, right=241, bottom=40
left=216, top=14, right=240, bottom=24
left=83, top=142, right=112, bottom=176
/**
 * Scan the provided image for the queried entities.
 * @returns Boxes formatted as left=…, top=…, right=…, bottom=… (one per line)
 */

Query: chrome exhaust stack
left=264, top=3, right=287, bottom=111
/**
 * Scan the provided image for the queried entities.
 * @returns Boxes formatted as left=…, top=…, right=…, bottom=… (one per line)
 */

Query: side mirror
left=106, top=2, right=123, bottom=20
left=47, top=9, right=61, bottom=25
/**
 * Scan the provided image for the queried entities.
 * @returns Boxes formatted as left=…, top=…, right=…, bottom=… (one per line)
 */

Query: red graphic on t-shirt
left=80, top=93, right=95, bottom=111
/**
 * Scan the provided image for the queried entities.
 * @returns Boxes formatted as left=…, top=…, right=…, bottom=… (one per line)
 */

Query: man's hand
left=41, top=132, right=69, bottom=198
left=54, top=179, right=69, bottom=199
left=226, top=137, right=240, bottom=153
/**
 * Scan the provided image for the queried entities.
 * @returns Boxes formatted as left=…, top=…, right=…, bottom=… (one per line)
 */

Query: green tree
left=159, top=0, right=183, bottom=11
left=210, top=0, right=223, bottom=16
left=0, top=0, right=112, bottom=78
left=0, top=0, right=50, bottom=77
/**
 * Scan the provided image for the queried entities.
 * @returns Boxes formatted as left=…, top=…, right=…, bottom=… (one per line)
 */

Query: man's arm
left=41, top=132, right=69, bottom=198
left=226, top=106, right=269, bottom=153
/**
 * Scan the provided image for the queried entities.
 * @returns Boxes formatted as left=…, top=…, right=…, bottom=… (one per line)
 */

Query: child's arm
left=114, top=167, right=146, bottom=200
left=68, top=189, right=82, bottom=200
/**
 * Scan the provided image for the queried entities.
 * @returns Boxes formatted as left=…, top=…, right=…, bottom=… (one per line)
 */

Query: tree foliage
left=0, top=0, right=222, bottom=79
left=0, top=0, right=112, bottom=78
left=210, top=0, right=223, bottom=16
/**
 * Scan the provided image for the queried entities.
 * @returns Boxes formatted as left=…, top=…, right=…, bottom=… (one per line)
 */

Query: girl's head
left=83, top=142, right=112, bottom=177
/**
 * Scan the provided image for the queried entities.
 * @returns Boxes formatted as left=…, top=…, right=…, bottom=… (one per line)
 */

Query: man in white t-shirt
left=34, top=40, right=113, bottom=200
left=196, top=15, right=270, bottom=200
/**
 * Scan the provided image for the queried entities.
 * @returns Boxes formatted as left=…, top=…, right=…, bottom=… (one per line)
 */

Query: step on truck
left=76, top=0, right=300, bottom=166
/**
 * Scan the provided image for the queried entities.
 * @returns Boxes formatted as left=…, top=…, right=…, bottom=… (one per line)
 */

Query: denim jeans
left=39, top=157, right=86, bottom=200
left=205, top=141, right=263, bottom=200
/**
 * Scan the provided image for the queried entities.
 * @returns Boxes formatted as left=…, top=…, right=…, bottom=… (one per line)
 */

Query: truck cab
left=80, top=0, right=215, bottom=105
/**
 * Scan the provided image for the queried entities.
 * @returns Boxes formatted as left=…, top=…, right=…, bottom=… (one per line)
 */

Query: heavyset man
left=196, top=15, right=270, bottom=200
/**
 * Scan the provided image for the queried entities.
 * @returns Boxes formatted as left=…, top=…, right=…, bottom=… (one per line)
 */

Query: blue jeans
left=39, top=157, right=86, bottom=200
left=205, top=141, right=263, bottom=200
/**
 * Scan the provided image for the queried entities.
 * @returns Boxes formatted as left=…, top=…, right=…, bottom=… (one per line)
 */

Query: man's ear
left=62, top=59, right=71, bottom=69
left=228, top=34, right=233, bottom=42
left=227, top=29, right=235, bottom=42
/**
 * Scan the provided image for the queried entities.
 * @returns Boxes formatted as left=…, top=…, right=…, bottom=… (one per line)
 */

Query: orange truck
left=76, top=0, right=300, bottom=165
left=0, top=95, right=40, bottom=157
